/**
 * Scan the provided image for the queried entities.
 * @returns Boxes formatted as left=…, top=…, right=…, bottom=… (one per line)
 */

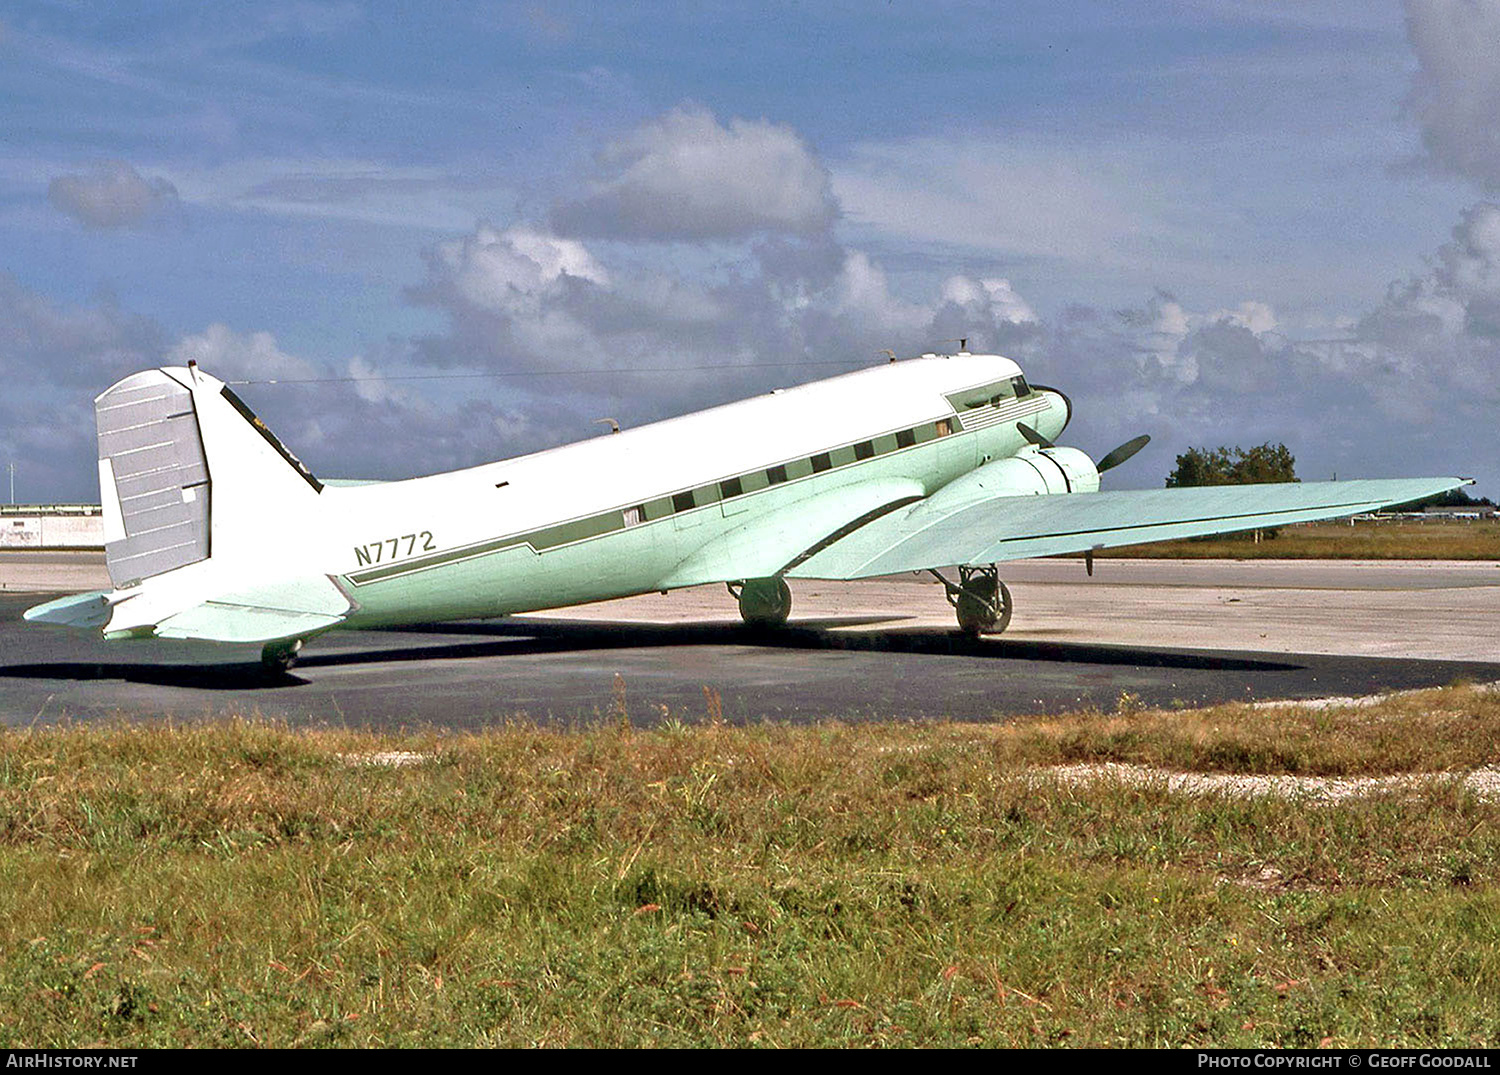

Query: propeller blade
left=1016, top=422, right=1054, bottom=449
left=1097, top=434, right=1151, bottom=473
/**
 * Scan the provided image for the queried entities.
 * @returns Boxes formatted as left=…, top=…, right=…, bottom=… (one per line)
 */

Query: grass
left=3, top=684, right=1500, bottom=1047
left=1093, top=518, right=1500, bottom=560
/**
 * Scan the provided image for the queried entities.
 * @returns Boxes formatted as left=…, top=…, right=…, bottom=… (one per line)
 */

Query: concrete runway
left=3, top=552, right=1498, bottom=727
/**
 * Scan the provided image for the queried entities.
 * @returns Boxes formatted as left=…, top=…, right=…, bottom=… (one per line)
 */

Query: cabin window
left=720, top=476, right=743, bottom=499
left=896, top=429, right=916, bottom=449
left=811, top=452, right=832, bottom=472
left=854, top=440, right=875, bottom=461
left=672, top=491, right=695, bottom=513
left=623, top=506, right=644, bottom=527
left=935, top=419, right=953, bottom=437
left=766, top=464, right=788, bottom=485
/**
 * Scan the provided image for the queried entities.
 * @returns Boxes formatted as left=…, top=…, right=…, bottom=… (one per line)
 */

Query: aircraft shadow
left=0, top=616, right=1301, bottom=690
left=341, top=616, right=1302, bottom=673
left=0, top=661, right=307, bottom=690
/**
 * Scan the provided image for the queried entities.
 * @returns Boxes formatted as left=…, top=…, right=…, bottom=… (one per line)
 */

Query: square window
left=854, top=441, right=875, bottom=460
left=672, top=491, right=695, bottom=513
left=720, top=476, right=743, bottom=499
left=896, top=429, right=915, bottom=449
left=1012, top=375, right=1031, bottom=396
left=811, top=452, right=832, bottom=472
left=766, top=464, right=788, bottom=485
left=935, top=419, right=952, bottom=437
left=623, top=506, right=644, bottom=527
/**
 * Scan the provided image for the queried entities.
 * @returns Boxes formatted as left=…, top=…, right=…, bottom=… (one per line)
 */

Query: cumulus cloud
left=0, top=275, right=169, bottom=499
left=416, top=223, right=609, bottom=317
left=1020, top=207, right=1500, bottom=490
left=156, top=322, right=585, bottom=481
left=405, top=214, right=1059, bottom=419
left=167, top=323, right=320, bottom=382
left=939, top=277, right=1038, bottom=326
left=552, top=105, right=838, bottom=240
left=0, top=270, right=585, bottom=499
left=47, top=161, right=179, bottom=229
left=1406, top=0, right=1500, bottom=187
left=0, top=273, right=164, bottom=388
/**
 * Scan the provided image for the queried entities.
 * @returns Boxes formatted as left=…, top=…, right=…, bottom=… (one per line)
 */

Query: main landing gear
left=260, top=638, right=303, bottom=675
left=729, top=577, right=792, bottom=628
left=929, top=564, right=1012, bottom=637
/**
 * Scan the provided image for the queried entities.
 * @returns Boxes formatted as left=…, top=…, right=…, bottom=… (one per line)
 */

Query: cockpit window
left=1011, top=375, right=1031, bottom=396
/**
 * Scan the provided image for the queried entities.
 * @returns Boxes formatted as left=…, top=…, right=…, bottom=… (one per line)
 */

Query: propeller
left=1096, top=434, right=1151, bottom=473
left=1015, top=421, right=1053, bottom=449
left=1016, top=423, right=1150, bottom=473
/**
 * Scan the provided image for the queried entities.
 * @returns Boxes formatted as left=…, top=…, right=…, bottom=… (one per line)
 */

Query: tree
left=1401, top=487, right=1496, bottom=510
left=1166, top=443, right=1298, bottom=488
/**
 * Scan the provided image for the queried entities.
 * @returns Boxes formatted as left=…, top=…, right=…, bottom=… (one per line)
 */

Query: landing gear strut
left=729, top=577, right=792, bottom=628
left=260, top=638, right=303, bottom=674
left=929, top=565, right=1012, bottom=637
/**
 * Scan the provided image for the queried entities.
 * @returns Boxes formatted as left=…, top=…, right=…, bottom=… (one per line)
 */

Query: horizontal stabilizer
left=790, top=476, right=1473, bottom=580
left=23, top=591, right=112, bottom=629
left=138, top=575, right=356, bottom=644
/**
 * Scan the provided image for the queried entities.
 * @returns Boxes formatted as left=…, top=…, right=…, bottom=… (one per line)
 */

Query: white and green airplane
left=24, top=350, right=1470, bottom=672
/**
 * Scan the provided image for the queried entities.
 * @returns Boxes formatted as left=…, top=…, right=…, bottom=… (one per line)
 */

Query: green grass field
left=1095, top=518, right=1500, bottom=560
left=3, top=684, right=1500, bottom=1048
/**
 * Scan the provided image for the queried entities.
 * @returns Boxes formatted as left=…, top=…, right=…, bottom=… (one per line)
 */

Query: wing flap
left=789, top=477, right=1471, bottom=580
left=657, top=478, right=924, bottom=589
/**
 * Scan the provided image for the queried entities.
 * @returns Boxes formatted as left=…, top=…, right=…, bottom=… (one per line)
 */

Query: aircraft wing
left=788, top=476, right=1472, bottom=580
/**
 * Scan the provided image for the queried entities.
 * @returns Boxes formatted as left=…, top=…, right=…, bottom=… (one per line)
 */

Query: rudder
left=96, top=369, right=211, bottom=587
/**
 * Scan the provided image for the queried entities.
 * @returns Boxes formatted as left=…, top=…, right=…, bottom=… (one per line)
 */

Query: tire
left=738, top=577, right=792, bottom=628
left=956, top=579, right=1012, bottom=637
left=261, top=638, right=303, bottom=674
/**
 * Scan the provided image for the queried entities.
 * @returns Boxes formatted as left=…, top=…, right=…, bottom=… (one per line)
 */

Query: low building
left=0, top=505, right=105, bottom=548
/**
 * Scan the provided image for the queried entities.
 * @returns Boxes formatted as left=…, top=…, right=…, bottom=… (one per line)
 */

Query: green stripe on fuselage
left=345, top=415, right=972, bottom=588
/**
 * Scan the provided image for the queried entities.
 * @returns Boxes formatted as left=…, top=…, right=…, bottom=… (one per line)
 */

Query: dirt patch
left=1036, top=759, right=1500, bottom=803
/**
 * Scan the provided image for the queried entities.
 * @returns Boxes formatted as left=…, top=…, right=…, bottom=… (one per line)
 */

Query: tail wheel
left=261, top=638, right=303, bottom=674
left=734, top=577, right=792, bottom=628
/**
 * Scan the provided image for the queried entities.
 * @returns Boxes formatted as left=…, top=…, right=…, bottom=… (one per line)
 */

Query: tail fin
left=96, top=365, right=323, bottom=588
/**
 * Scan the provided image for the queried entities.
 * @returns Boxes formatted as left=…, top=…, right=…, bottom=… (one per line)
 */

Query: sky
left=3, top=0, right=1499, bottom=502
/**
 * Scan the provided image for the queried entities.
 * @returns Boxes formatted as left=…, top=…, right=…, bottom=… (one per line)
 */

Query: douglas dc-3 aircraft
left=25, top=350, right=1470, bottom=672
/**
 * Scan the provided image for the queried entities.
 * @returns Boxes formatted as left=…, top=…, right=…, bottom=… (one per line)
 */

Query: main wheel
left=956, top=578, right=1012, bottom=637
left=737, top=577, right=792, bottom=628
left=261, top=638, right=303, bottom=674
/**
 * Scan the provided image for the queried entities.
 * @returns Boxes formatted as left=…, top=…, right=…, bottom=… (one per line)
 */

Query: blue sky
left=3, top=0, right=1498, bottom=501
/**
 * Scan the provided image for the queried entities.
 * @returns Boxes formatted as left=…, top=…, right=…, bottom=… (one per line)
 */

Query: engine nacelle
left=1038, top=445, right=1101, bottom=494
left=923, top=445, right=1100, bottom=515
